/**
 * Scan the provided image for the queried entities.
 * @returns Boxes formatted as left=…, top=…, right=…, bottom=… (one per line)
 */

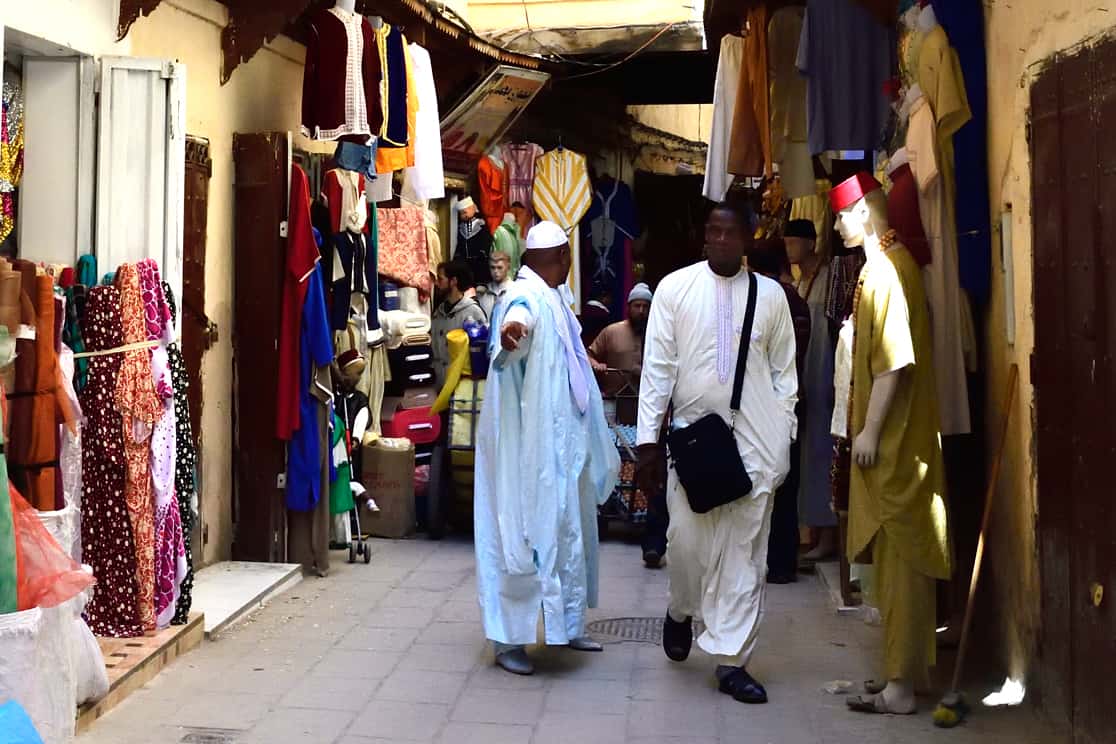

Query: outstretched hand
left=501, top=321, right=528, bottom=352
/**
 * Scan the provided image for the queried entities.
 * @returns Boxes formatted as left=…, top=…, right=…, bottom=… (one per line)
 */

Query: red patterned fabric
left=377, top=206, right=432, bottom=295
left=79, top=286, right=143, bottom=638
left=115, top=263, right=162, bottom=632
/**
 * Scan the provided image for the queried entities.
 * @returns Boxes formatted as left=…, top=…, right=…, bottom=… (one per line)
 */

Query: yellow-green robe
left=847, top=244, right=951, bottom=580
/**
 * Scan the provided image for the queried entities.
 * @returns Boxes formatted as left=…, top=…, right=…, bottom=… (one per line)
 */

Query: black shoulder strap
left=730, top=272, right=759, bottom=412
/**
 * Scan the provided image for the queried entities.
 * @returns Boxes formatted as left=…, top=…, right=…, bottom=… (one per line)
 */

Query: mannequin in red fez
left=831, top=173, right=950, bottom=717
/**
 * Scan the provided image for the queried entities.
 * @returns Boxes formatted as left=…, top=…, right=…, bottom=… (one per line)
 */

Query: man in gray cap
left=587, top=283, right=668, bottom=568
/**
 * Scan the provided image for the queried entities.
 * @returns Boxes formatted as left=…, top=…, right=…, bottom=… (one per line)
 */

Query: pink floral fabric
left=377, top=206, right=432, bottom=295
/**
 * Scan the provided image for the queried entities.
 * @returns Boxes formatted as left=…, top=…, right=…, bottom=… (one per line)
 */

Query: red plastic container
left=381, top=402, right=442, bottom=445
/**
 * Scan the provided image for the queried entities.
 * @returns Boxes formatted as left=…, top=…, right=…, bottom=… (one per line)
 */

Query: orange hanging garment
left=477, top=155, right=507, bottom=234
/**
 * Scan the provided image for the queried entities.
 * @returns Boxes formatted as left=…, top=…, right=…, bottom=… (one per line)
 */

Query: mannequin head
left=489, top=252, right=511, bottom=284
left=783, top=219, right=817, bottom=266
left=835, top=190, right=889, bottom=250
left=457, top=196, right=479, bottom=222
left=831, top=173, right=888, bottom=252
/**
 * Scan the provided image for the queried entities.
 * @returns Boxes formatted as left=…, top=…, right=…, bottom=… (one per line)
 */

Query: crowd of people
left=437, top=176, right=948, bottom=717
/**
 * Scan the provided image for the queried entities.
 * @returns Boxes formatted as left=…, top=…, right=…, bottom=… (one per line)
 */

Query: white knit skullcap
left=525, top=221, right=569, bottom=251
left=456, top=196, right=476, bottom=211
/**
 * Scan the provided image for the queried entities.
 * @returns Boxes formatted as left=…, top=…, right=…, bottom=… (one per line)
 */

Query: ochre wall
left=983, top=1, right=1115, bottom=690
left=627, top=104, right=713, bottom=145
left=128, top=0, right=329, bottom=566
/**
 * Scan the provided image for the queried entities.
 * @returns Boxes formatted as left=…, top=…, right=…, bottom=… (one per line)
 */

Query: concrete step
left=191, top=561, right=302, bottom=638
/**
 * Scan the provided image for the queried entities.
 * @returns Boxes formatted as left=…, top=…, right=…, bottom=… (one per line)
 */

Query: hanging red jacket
left=276, top=165, right=322, bottom=440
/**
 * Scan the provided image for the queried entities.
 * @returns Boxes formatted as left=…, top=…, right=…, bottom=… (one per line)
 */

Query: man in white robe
left=474, top=221, right=620, bottom=676
left=637, top=201, right=798, bottom=704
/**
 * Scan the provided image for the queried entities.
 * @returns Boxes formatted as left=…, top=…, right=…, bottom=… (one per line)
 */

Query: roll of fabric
left=79, top=286, right=142, bottom=637
left=115, top=263, right=162, bottom=632
left=8, top=268, right=63, bottom=512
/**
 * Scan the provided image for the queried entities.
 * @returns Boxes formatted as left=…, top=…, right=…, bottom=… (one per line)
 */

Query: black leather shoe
left=662, top=611, right=692, bottom=662
left=719, top=667, right=768, bottom=704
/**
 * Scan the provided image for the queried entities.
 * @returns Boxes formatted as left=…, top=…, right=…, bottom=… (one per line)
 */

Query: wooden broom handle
left=951, top=363, right=1019, bottom=692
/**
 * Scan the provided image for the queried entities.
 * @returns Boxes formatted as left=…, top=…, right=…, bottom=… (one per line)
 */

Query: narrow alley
left=76, top=540, right=1048, bottom=744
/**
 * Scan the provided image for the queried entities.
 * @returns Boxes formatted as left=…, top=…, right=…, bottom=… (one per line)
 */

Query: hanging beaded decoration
left=0, top=82, right=26, bottom=245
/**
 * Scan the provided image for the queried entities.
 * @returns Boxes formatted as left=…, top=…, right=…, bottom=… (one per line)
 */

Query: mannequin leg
left=849, top=530, right=934, bottom=714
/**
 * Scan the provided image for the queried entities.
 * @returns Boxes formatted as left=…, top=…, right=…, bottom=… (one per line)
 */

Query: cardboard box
left=360, top=438, right=416, bottom=538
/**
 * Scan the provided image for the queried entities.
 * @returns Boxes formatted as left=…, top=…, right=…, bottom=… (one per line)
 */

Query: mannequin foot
left=568, top=636, right=604, bottom=652
left=803, top=528, right=837, bottom=561
left=495, top=646, right=534, bottom=675
left=847, top=680, right=916, bottom=715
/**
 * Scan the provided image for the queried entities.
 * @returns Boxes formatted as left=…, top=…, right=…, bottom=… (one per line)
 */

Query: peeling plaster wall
left=627, top=104, right=713, bottom=145
left=466, top=0, right=696, bottom=32
left=983, top=1, right=1116, bottom=690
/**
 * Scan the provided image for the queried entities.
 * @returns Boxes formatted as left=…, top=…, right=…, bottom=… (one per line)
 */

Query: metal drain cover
left=585, top=616, right=663, bottom=644
left=180, top=727, right=241, bottom=744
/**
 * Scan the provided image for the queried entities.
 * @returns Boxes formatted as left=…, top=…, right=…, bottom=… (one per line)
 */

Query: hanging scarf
left=164, top=283, right=198, bottom=625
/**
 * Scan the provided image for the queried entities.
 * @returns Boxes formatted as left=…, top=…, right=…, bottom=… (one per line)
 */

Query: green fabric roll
left=0, top=329, right=17, bottom=613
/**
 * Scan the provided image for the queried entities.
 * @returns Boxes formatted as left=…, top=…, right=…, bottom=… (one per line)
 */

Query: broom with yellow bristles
left=933, top=364, right=1018, bottom=728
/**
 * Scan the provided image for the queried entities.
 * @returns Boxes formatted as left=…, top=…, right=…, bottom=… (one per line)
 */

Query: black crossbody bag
left=666, top=272, right=757, bottom=514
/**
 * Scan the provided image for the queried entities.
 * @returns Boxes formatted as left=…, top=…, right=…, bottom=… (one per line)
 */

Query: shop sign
left=440, top=65, right=551, bottom=177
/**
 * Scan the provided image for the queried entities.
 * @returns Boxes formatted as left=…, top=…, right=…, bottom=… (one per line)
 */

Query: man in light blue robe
left=474, top=221, right=621, bottom=676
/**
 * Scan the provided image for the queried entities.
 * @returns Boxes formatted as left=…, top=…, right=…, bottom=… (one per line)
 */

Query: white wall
left=0, top=0, right=127, bottom=57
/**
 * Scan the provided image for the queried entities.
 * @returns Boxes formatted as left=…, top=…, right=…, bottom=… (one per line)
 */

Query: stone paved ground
left=77, top=538, right=1057, bottom=744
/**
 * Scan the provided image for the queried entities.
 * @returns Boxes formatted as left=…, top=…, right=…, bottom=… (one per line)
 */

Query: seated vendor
left=587, top=283, right=652, bottom=397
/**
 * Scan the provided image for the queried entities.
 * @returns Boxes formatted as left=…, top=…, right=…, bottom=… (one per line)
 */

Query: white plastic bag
left=0, top=607, right=74, bottom=744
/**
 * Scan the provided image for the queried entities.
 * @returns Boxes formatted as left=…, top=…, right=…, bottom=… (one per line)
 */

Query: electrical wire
left=556, top=21, right=678, bottom=80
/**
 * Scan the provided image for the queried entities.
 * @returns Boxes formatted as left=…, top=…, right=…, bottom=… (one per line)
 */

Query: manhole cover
left=585, top=616, right=663, bottom=644
left=180, top=727, right=241, bottom=744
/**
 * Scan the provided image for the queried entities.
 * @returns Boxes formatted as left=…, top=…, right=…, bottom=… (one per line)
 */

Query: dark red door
left=231, top=132, right=289, bottom=562
left=182, top=135, right=211, bottom=558
left=1032, top=40, right=1116, bottom=744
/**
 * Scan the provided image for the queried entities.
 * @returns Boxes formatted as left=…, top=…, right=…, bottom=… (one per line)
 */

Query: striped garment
left=531, top=148, right=593, bottom=312
left=532, top=148, right=592, bottom=233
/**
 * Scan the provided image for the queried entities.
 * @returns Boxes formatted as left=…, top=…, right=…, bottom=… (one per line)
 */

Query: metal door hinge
left=279, top=221, right=289, bottom=238
left=277, top=473, right=287, bottom=489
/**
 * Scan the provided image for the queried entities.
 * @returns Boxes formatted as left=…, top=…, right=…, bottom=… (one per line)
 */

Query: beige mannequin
left=834, top=189, right=912, bottom=714
left=333, top=0, right=356, bottom=13
left=834, top=190, right=903, bottom=471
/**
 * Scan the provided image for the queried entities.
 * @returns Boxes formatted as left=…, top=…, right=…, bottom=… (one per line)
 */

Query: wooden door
left=182, top=136, right=209, bottom=451
left=182, top=135, right=210, bottom=556
left=231, top=132, right=289, bottom=563
left=1032, top=39, right=1116, bottom=743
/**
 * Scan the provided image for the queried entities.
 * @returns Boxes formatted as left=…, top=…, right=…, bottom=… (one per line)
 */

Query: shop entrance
left=1030, top=37, right=1116, bottom=743
left=633, top=170, right=706, bottom=287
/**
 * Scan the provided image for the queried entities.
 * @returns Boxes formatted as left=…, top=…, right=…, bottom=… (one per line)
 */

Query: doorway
left=1030, top=38, right=1116, bottom=743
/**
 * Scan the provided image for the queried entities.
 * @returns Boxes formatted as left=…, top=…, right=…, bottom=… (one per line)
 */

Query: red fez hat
left=829, top=172, right=883, bottom=213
